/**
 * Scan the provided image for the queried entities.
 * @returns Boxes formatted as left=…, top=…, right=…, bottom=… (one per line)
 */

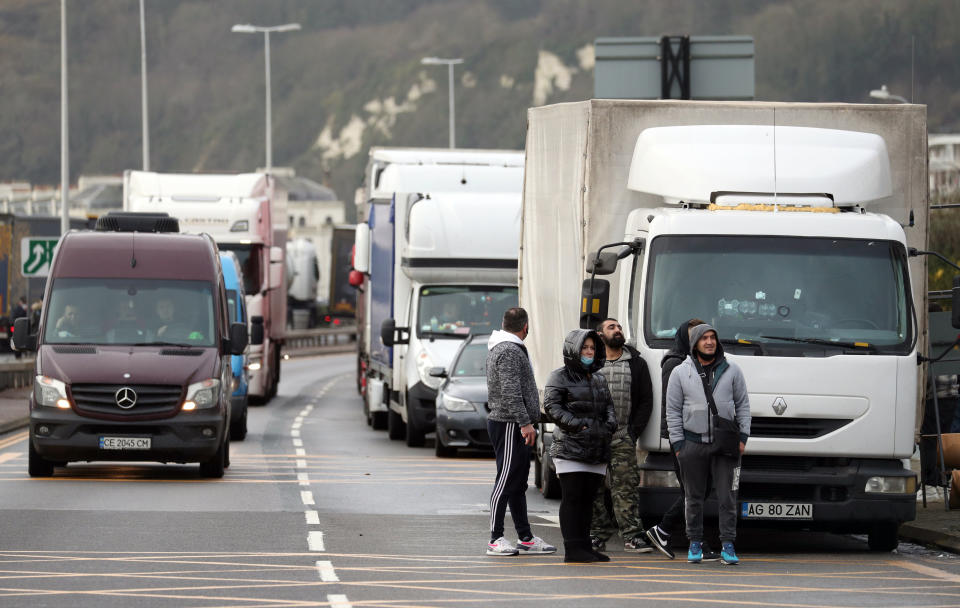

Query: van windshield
left=642, top=235, right=912, bottom=354
left=44, top=278, right=216, bottom=347
left=417, top=286, right=518, bottom=338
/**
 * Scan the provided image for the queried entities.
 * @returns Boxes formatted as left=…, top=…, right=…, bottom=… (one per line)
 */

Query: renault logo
left=772, top=396, right=787, bottom=416
left=115, top=387, right=137, bottom=409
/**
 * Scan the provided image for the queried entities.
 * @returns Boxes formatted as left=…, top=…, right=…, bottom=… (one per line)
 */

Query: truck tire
left=867, top=523, right=899, bottom=551
left=541, top=448, right=561, bottom=499
left=371, top=411, right=388, bottom=430
left=388, top=408, right=406, bottom=440
left=199, top=438, right=228, bottom=478
left=28, top=441, right=55, bottom=478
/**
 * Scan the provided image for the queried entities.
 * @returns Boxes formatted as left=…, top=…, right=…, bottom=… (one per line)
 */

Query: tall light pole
left=421, top=57, right=463, bottom=149
left=60, top=0, right=69, bottom=235
left=870, top=84, right=909, bottom=104
left=231, top=23, right=301, bottom=172
left=140, top=0, right=150, bottom=170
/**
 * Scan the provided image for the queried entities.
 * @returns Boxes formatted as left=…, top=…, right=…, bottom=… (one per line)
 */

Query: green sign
left=21, top=237, right=59, bottom=277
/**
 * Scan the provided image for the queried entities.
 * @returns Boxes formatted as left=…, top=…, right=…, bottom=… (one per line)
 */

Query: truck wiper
left=719, top=338, right=765, bottom=356
left=759, top=335, right=877, bottom=353
left=140, top=341, right=199, bottom=348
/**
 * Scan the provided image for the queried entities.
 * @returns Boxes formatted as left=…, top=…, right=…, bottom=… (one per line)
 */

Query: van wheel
left=28, top=441, right=55, bottom=478
left=371, top=411, right=388, bottom=430
left=388, top=409, right=406, bottom=440
left=541, top=448, right=561, bottom=499
left=199, top=439, right=227, bottom=478
left=230, top=409, right=248, bottom=441
left=867, top=523, right=899, bottom=551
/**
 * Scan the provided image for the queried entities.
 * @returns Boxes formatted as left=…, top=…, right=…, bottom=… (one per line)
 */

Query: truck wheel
left=388, top=409, right=406, bottom=440
left=230, top=408, right=248, bottom=441
left=435, top=438, right=457, bottom=458
left=867, top=523, right=899, bottom=551
left=541, top=448, right=561, bottom=499
left=371, top=411, right=388, bottom=430
left=28, top=441, right=55, bottom=478
left=199, top=438, right=227, bottom=478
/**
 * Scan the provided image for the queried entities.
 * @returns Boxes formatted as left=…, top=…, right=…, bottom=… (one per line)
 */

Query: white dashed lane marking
left=316, top=560, right=339, bottom=581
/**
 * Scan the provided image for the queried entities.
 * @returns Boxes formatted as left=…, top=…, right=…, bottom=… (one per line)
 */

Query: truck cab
left=15, top=212, right=248, bottom=478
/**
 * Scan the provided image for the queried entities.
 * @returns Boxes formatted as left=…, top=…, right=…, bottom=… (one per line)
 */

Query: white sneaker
left=516, top=536, right=557, bottom=554
left=486, top=537, right=519, bottom=556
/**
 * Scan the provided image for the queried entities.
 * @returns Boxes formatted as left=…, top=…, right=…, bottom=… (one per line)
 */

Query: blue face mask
left=580, top=356, right=594, bottom=367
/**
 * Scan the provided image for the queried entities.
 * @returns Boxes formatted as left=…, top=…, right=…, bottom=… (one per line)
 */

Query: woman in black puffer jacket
left=544, top=328, right=618, bottom=563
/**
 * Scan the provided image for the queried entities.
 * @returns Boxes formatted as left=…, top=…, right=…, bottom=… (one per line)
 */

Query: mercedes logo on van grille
left=772, top=397, right=787, bottom=416
left=115, top=387, right=138, bottom=409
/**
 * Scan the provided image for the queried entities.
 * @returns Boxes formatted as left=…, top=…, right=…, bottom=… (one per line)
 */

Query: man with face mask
left=588, top=318, right=655, bottom=554
left=666, top=323, right=751, bottom=565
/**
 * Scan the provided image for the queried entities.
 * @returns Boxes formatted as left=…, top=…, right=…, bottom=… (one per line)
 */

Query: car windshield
left=642, top=235, right=912, bottom=353
left=44, top=278, right=216, bottom=346
left=417, top=286, right=517, bottom=338
left=451, top=340, right=490, bottom=377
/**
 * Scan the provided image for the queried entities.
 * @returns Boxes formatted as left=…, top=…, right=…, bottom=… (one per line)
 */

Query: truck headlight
left=35, top=375, right=70, bottom=409
left=865, top=476, right=916, bottom=494
left=182, top=379, right=221, bottom=411
left=639, top=469, right=681, bottom=488
left=440, top=394, right=475, bottom=412
left=416, top=351, right=442, bottom=389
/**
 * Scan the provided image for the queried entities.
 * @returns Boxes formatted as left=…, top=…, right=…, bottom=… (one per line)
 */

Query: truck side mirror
left=952, top=276, right=960, bottom=329
left=268, top=246, right=284, bottom=291
left=580, top=278, right=610, bottom=330
left=228, top=322, right=248, bottom=355
left=12, top=317, right=35, bottom=351
left=354, top=224, right=370, bottom=273
left=250, top=316, right=265, bottom=345
left=586, top=251, right=620, bottom=276
left=380, top=318, right=409, bottom=347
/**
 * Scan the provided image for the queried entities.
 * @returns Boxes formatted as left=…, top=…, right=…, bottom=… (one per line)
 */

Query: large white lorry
left=522, top=100, right=930, bottom=550
left=354, top=148, right=523, bottom=446
left=124, top=170, right=288, bottom=403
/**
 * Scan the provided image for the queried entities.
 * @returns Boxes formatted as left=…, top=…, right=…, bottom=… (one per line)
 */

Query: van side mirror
left=428, top=367, right=447, bottom=378
left=228, top=322, right=248, bottom=355
left=250, top=316, right=265, bottom=345
left=12, top=317, right=35, bottom=351
left=580, top=278, right=610, bottom=330
left=952, top=276, right=960, bottom=329
left=380, top=318, right=409, bottom=347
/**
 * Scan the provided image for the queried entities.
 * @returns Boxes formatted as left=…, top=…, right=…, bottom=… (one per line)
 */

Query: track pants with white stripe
left=488, top=420, right=532, bottom=541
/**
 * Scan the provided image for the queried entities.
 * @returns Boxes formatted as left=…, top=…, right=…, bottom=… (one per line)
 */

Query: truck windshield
left=44, top=278, right=216, bottom=347
left=219, top=243, right=262, bottom=295
left=417, top=286, right=518, bottom=338
left=643, top=236, right=912, bottom=354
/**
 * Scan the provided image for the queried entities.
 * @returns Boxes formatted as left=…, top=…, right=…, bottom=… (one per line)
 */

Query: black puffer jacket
left=544, top=329, right=618, bottom=464
left=660, top=320, right=694, bottom=439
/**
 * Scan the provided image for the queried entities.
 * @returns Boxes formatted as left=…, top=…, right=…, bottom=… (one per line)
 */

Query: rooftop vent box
left=95, top=211, right=180, bottom=233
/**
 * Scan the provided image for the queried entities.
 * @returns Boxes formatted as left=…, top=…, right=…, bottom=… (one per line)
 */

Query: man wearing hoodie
left=485, top=307, right=556, bottom=556
left=666, top=323, right=750, bottom=565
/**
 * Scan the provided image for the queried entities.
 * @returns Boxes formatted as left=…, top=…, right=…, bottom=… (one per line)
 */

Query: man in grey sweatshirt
left=484, top=307, right=556, bottom=556
left=666, top=323, right=750, bottom=565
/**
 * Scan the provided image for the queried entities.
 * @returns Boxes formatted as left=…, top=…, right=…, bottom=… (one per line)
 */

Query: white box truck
left=522, top=100, right=929, bottom=550
left=353, top=148, right=523, bottom=446
left=124, top=171, right=288, bottom=404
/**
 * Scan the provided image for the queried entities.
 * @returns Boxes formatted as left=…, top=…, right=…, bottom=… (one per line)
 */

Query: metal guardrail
left=0, top=357, right=35, bottom=391
left=284, top=325, right=358, bottom=355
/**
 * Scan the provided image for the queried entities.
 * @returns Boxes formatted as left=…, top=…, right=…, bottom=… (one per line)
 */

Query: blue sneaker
left=720, top=542, right=739, bottom=565
left=687, top=541, right=703, bottom=563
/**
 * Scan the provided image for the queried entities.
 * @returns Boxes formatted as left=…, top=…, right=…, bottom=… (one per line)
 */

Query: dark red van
left=13, top=212, right=248, bottom=478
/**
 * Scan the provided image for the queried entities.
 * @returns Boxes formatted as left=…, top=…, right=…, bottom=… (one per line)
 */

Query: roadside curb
left=900, top=523, right=960, bottom=554
left=0, top=416, right=28, bottom=435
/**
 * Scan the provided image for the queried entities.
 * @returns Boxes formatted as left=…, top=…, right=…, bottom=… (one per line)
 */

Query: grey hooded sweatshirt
left=486, top=329, right=541, bottom=426
left=665, top=323, right=751, bottom=451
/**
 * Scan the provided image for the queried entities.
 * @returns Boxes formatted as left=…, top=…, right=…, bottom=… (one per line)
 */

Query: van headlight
left=864, top=476, right=916, bottom=494
left=248, top=357, right=262, bottom=371
left=416, top=351, right=442, bottom=389
left=440, top=394, right=475, bottom=412
left=35, top=375, right=70, bottom=409
left=182, top=379, right=221, bottom=411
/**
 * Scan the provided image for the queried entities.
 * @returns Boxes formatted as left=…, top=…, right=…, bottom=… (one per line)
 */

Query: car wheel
left=867, top=522, right=899, bottom=551
left=28, top=441, right=55, bottom=478
left=388, top=408, right=406, bottom=440
left=534, top=450, right=543, bottom=489
left=230, top=408, right=248, bottom=441
left=541, top=447, right=561, bottom=499
left=435, top=438, right=457, bottom=458
left=199, top=438, right=227, bottom=478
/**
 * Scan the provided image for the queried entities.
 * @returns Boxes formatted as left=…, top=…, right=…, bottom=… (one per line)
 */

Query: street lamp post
left=60, top=0, right=69, bottom=235
left=140, top=0, right=150, bottom=170
left=421, top=57, right=463, bottom=149
left=231, top=23, right=301, bottom=172
left=869, top=84, right=909, bottom=104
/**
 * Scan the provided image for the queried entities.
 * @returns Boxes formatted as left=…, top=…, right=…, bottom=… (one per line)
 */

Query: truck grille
left=749, top=417, right=852, bottom=438
left=71, top=384, right=183, bottom=419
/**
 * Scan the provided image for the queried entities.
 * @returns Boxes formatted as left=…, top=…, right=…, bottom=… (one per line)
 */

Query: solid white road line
left=305, top=510, right=320, bottom=525
left=316, top=560, right=338, bottom=581
left=308, top=530, right=326, bottom=551
left=301, top=490, right=315, bottom=505
left=327, top=594, right=351, bottom=608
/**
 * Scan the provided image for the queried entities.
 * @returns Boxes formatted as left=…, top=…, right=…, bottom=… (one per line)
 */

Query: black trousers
left=558, top=471, right=604, bottom=545
left=488, top=420, right=532, bottom=541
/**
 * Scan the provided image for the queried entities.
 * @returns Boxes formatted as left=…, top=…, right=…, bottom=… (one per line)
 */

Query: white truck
left=354, top=148, right=523, bottom=446
left=124, top=170, right=288, bottom=403
left=522, top=100, right=929, bottom=550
